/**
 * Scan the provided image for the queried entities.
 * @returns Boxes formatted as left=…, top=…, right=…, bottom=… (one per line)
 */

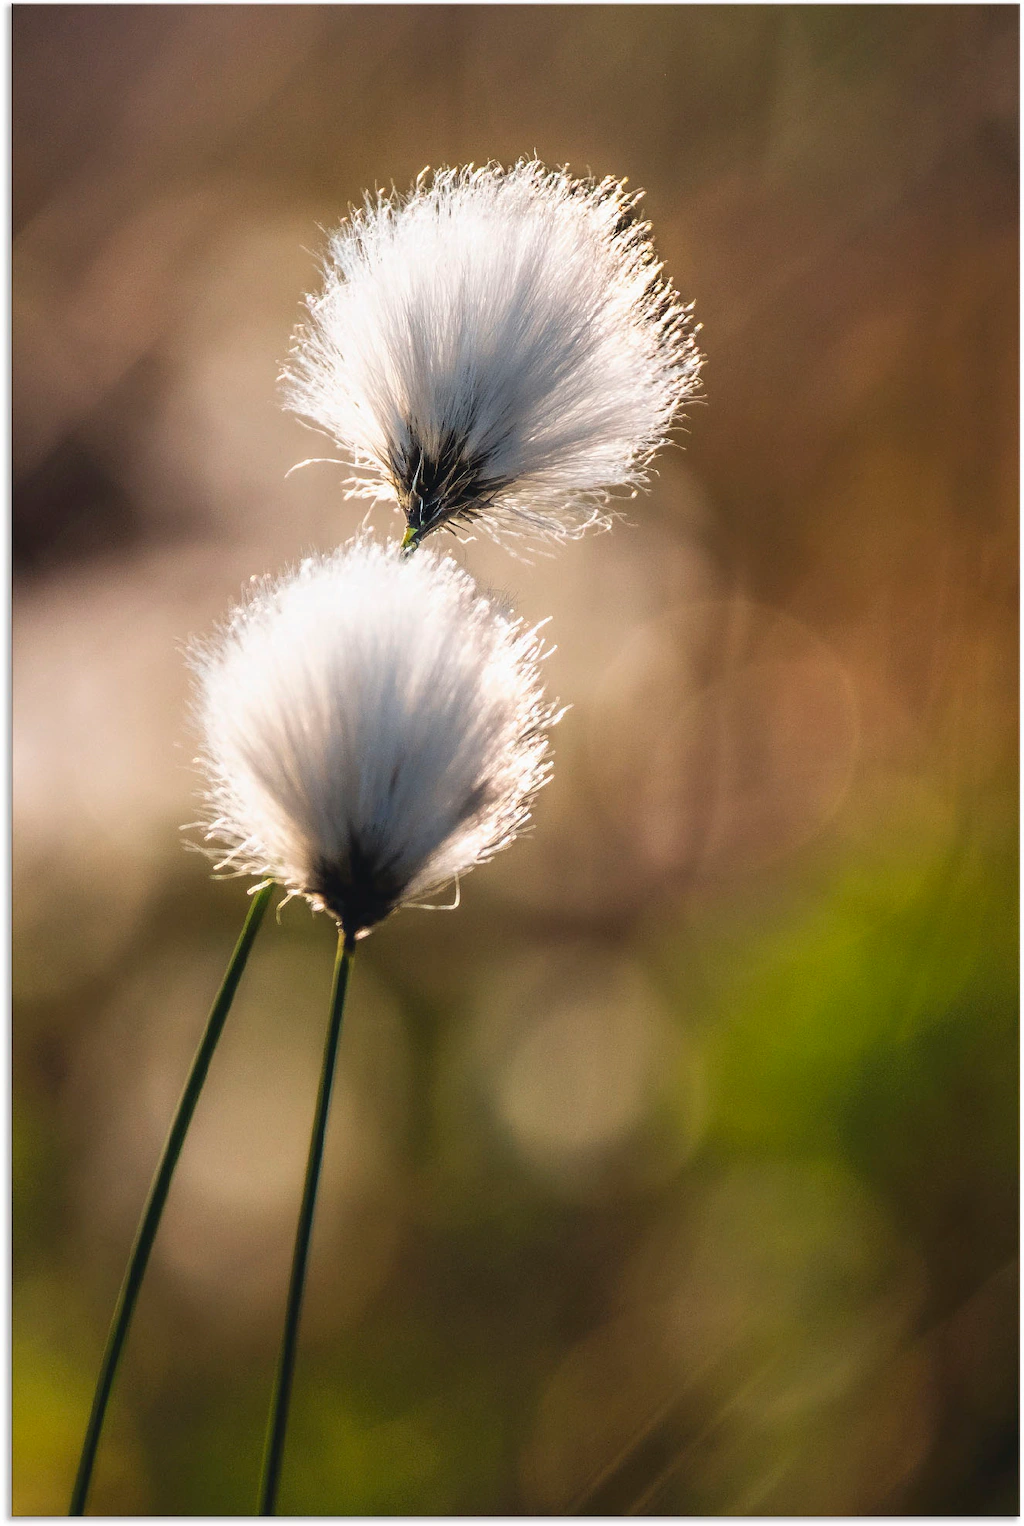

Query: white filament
left=189, top=538, right=560, bottom=934
left=284, top=160, right=703, bottom=545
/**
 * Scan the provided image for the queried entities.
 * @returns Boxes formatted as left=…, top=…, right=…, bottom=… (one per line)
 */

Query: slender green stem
left=258, top=929, right=355, bottom=1516
left=70, top=882, right=275, bottom=1516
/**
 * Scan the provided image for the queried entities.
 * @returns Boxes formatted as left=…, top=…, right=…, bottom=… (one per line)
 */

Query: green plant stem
left=258, top=928, right=355, bottom=1516
left=69, top=881, right=275, bottom=1516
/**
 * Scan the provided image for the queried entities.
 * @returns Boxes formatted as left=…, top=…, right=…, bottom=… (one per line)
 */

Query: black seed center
left=390, top=428, right=510, bottom=538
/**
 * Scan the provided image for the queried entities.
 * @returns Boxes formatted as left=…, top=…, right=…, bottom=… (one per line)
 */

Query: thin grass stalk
left=69, top=881, right=275, bottom=1515
left=258, top=929, right=355, bottom=1515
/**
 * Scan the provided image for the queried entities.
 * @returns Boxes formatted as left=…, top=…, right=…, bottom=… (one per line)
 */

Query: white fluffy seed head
left=283, top=160, right=703, bottom=549
left=188, top=538, right=560, bottom=938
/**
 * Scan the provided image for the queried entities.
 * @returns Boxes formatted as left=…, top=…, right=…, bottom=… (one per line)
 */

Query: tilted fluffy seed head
left=283, top=160, right=703, bottom=548
left=188, top=538, right=560, bottom=938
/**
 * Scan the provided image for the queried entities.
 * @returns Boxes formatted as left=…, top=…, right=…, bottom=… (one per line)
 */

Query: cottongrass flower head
left=284, top=159, right=703, bottom=549
left=189, top=537, right=560, bottom=940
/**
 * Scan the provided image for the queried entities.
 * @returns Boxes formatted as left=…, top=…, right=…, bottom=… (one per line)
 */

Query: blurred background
left=12, top=5, right=1018, bottom=1516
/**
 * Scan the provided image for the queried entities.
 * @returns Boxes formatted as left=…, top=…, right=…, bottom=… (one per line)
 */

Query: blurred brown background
left=13, top=4, right=1018, bottom=1516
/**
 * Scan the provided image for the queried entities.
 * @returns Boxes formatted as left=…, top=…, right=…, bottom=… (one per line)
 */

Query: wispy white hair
left=283, top=160, right=703, bottom=548
left=188, top=538, right=559, bottom=938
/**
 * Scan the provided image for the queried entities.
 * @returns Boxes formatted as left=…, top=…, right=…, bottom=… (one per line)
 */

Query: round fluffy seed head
left=188, top=539, right=559, bottom=938
left=284, top=160, right=703, bottom=548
